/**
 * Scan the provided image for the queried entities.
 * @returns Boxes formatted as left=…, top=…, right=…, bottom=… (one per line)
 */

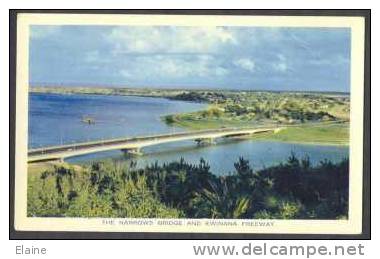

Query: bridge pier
left=195, top=138, right=215, bottom=146
left=28, top=127, right=285, bottom=163
left=121, top=148, right=143, bottom=157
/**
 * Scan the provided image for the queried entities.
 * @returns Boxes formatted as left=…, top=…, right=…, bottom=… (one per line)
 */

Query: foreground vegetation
left=28, top=156, right=348, bottom=219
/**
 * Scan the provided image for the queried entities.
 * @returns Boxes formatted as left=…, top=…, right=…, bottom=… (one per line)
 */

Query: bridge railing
left=28, top=120, right=347, bottom=155
left=28, top=125, right=282, bottom=155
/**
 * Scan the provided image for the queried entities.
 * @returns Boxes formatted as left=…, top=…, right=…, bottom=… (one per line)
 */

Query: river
left=29, top=93, right=349, bottom=174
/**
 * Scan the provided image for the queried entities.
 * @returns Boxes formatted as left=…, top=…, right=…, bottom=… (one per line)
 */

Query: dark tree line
left=28, top=155, right=348, bottom=219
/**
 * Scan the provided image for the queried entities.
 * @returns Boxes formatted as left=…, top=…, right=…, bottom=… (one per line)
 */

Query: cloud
left=233, top=58, right=255, bottom=72
left=107, top=26, right=236, bottom=54
left=273, top=62, right=288, bottom=72
left=98, top=26, right=236, bottom=81
left=119, top=54, right=228, bottom=80
left=308, top=54, right=349, bottom=66
left=272, top=54, right=289, bottom=73
left=29, top=25, right=351, bottom=91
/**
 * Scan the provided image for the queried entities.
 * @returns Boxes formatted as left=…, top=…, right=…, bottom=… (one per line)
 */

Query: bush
left=164, top=115, right=176, bottom=124
left=28, top=162, right=183, bottom=218
left=28, top=156, right=349, bottom=219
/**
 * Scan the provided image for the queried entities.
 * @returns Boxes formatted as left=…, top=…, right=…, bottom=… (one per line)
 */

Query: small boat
left=81, top=116, right=95, bottom=124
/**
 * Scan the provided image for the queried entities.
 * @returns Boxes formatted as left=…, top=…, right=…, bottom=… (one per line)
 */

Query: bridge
left=28, top=126, right=283, bottom=163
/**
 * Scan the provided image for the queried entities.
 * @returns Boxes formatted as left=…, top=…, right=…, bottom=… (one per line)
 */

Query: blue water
left=29, top=93, right=349, bottom=174
left=29, top=93, right=205, bottom=147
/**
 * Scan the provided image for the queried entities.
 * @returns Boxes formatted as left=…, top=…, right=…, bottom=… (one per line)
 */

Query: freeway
left=28, top=126, right=282, bottom=163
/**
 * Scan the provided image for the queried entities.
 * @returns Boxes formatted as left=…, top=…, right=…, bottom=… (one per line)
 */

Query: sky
left=29, top=25, right=351, bottom=92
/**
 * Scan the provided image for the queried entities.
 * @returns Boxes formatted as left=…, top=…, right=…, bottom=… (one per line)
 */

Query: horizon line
left=29, top=83, right=351, bottom=95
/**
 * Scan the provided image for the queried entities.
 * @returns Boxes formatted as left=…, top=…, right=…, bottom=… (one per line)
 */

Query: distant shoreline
left=29, top=86, right=350, bottom=97
left=29, top=86, right=185, bottom=99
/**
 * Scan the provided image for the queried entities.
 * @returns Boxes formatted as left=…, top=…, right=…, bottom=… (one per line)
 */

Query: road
left=28, top=126, right=282, bottom=163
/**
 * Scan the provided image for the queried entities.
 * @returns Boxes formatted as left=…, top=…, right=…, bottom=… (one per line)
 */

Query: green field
left=161, top=90, right=350, bottom=146
left=162, top=112, right=260, bottom=130
left=163, top=115, right=349, bottom=145
left=162, top=105, right=349, bottom=146
left=249, top=123, right=349, bottom=145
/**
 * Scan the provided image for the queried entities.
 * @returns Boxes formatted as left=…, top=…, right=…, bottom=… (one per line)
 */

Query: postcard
left=10, top=10, right=370, bottom=238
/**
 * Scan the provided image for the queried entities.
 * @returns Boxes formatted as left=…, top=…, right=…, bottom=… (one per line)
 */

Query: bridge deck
left=28, top=126, right=282, bottom=162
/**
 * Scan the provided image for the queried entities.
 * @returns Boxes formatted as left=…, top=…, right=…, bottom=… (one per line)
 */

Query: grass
left=28, top=162, right=83, bottom=177
left=164, top=116, right=258, bottom=130
left=28, top=162, right=56, bottom=175
left=162, top=107, right=273, bottom=130
left=248, top=123, right=349, bottom=145
left=162, top=96, right=350, bottom=146
left=163, top=111, right=349, bottom=145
